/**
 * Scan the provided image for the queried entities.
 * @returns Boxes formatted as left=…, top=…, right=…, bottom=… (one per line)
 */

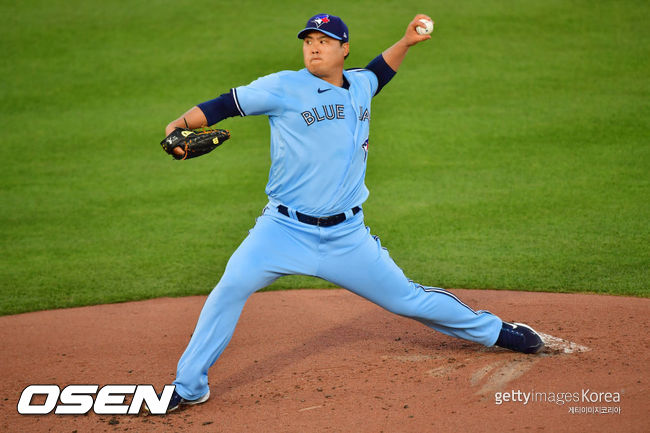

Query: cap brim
left=297, top=28, right=343, bottom=41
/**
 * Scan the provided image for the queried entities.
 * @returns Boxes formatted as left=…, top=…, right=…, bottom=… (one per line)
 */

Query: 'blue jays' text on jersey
left=232, top=68, right=378, bottom=216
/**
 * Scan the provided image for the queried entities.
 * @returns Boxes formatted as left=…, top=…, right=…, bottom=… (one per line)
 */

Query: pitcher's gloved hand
left=160, top=127, right=230, bottom=160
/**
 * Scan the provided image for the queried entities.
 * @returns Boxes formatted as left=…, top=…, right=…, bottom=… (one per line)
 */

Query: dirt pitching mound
left=1, top=289, right=648, bottom=432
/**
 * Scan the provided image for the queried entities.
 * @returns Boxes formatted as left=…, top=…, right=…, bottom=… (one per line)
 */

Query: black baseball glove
left=160, top=127, right=231, bottom=160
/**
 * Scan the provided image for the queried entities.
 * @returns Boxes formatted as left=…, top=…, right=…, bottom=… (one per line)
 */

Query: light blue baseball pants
left=173, top=205, right=502, bottom=400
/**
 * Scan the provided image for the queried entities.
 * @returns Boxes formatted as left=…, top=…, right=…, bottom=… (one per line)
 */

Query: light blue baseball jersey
left=232, top=68, right=378, bottom=216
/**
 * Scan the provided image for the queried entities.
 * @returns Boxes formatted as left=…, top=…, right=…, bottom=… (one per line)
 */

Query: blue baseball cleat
left=495, top=322, right=545, bottom=354
left=145, top=388, right=210, bottom=414
left=166, top=389, right=210, bottom=413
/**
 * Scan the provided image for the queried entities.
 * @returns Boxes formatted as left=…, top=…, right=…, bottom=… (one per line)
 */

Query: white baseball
left=416, top=18, right=434, bottom=35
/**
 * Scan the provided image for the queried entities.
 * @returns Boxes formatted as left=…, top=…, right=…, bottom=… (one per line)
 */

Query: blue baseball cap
left=297, top=14, right=349, bottom=42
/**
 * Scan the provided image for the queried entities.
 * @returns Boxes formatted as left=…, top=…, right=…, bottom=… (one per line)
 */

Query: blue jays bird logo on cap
left=312, top=15, right=330, bottom=28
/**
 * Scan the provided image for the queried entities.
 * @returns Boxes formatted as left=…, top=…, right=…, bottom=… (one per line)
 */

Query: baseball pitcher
left=155, top=13, right=544, bottom=413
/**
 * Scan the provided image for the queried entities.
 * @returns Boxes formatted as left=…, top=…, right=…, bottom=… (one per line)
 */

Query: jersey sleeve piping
left=231, top=88, right=246, bottom=117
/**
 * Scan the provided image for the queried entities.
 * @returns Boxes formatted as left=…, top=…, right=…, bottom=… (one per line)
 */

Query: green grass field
left=1, top=0, right=648, bottom=315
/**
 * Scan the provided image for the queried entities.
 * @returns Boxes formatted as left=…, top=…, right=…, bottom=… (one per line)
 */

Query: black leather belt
left=277, top=205, right=361, bottom=227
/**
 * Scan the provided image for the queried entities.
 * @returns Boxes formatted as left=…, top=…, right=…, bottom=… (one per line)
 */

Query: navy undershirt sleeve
left=197, top=90, right=242, bottom=126
left=365, top=54, right=397, bottom=96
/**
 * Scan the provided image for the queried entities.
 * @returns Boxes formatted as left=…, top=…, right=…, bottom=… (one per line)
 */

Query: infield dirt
left=1, top=289, right=648, bottom=432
